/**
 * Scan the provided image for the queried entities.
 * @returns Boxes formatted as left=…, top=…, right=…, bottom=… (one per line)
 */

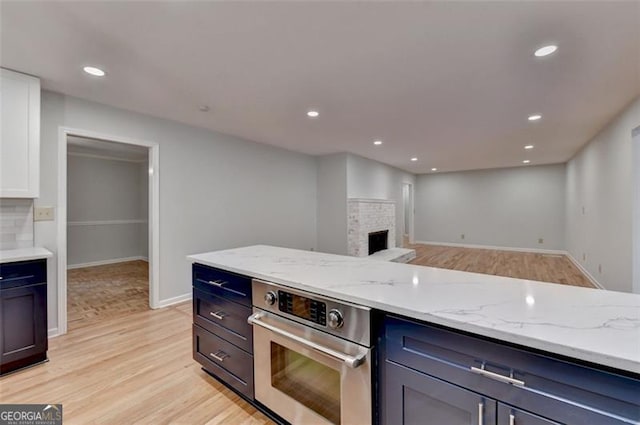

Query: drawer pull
left=509, top=413, right=515, bottom=425
left=478, top=402, right=483, bottom=425
left=209, top=311, right=226, bottom=320
left=471, top=365, right=525, bottom=387
left=210, top=351, right=229, bottom=362
left=208, top=280, right=227, bottom=288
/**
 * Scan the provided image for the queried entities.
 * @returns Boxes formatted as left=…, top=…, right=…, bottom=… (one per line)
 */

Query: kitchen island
left=188, top=245, right=640, bottom=425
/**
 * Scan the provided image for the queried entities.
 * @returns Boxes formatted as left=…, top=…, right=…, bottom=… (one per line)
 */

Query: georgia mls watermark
left=0, top=404, right=62, bottom=425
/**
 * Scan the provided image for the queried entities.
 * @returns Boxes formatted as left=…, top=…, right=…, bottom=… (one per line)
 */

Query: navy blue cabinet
left=0, top=259, right=48, bottom=375
left=192, top=263, right=254, bottom=400
left=384, top=360, right=496, bottom=425
left=381, top=315, right=640, bottom=425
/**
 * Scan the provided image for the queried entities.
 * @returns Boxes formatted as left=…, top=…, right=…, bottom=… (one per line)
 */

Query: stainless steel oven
left=249, top=279, right=373, bottom=425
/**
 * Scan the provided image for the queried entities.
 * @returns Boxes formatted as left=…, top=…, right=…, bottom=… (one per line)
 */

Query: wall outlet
left=582, top=253, right=586, bottom=261
left=582, top=206, right=585, bottom=215
left=538, top=238, right=544, bottom=244
left=598, top=264, right=602, bottom=274
left=461, top=233, right=465, bottom=240
left=34, top=206, right=54, bottom=221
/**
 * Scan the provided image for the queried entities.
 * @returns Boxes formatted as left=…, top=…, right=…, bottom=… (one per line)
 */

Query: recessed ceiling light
left=524, top=145, right=534, bottom=150
left=307, top=110, right=319, bottom=118
left=523, top=160, right=531, bottom=164
left=410, top=157, right=418, bottom=162
left=528, top=114, right=542, bottom=121
left=534, top=45, right=558, bottom=57
left=373, top=140, right=383, bottom=146
left=83, top=66, right=105, bottom=77
left=431, top=168, right=438, bottom=171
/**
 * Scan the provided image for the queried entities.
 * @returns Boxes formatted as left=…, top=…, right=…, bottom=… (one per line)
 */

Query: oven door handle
left=248, top=312, right=367, bottom=369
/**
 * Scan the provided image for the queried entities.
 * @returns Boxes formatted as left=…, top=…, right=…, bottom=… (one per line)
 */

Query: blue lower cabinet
left=381, top=314, right=640, bottom=425
left=383, top=360, right=496, bottom=425
left=498, top=404, right=560, bottom=425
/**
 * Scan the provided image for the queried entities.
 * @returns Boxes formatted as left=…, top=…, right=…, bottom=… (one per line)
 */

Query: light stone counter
left=188, top=245, right=640, bottom=374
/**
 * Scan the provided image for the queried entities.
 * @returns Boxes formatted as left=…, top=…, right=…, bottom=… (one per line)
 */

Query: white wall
left=67, top=153, right=148, bottom=266
left=37, top=91, right=317, bottom=332
left=346, top=154, right=416, bottom=247
left=415, top=164, right=567, bottom=251
left=316, top=153, right=348, bottom=255
left=566, top=97, right=640, bottom=293
left=634, top=126, right=640, bottom=293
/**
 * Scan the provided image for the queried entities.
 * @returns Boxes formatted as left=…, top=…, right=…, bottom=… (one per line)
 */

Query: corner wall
left=565, top=97, right=640, bottom=293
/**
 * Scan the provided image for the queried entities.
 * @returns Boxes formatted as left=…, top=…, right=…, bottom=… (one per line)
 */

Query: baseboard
left=48, top=328, right=60, bottom=338
left=156, top=292, right=192, bottom=308
left=414, top=240, right=566, bottom=255
left=565, top=253, right=605, bottom=290
left=67, top=256, right=148, bottom=270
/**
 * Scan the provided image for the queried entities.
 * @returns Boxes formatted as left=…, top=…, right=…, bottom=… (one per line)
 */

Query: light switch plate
left=34, top=206, right=54, bottom=221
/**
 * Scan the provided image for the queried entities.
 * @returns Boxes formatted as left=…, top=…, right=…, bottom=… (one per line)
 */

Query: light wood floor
left=67, top=260, right=150, bottom=330
left=407, top=243, right=594, bottom=288
left=0, top=301, right=273, bottom=425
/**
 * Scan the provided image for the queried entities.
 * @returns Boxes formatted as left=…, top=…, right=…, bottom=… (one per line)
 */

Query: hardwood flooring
left=67, top=260, right=150, bottom=330
left=407, top=243, right=594, bottom=288
left=0, top=302, right=273, bottom=425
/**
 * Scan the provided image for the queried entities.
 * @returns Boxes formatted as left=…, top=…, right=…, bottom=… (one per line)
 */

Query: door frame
left=633, top=125, right=640, bottom=294
left=402, top=182, right=415, bottom=245
left=56, top=126, right=160, bottom=336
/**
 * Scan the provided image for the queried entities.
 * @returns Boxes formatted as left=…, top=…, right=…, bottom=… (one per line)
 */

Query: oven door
left=249, top=308, right=372, bottom=425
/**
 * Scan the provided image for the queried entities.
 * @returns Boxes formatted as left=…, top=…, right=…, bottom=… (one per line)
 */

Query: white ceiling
left=1, top=1, right=638, bottom=173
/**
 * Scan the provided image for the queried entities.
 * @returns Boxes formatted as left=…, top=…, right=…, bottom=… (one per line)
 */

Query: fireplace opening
left=368, top=230, right=389, bottom=255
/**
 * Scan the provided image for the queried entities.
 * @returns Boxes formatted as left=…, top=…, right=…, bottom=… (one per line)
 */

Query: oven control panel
left=278, top=290, right=327, bottom=326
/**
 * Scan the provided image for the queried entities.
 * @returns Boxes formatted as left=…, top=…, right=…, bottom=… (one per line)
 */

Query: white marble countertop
left=0, top=247, right=53, bottom=264
left=188, top=245, right=640, bottom=374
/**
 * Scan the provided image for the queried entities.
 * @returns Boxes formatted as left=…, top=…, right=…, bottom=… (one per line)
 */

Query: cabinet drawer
left=0, top=259, right=46, bottom=289
left=192, top=264, right=251, bottom=307
left=193, top=324, right=254, bottom=400
left=385, top=315, right=640, bottom=424
left=193, top=288, right=253, bottom=353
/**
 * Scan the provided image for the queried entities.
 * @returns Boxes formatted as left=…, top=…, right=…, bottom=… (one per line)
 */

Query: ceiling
left=67, top=136, right=148, bottom=161
left=1, top=1, right=639, bottom=173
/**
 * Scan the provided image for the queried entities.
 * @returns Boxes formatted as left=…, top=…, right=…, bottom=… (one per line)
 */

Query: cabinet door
left=499, top=404, right=561, bottom=425
left=0, top=283, right=47, bottom=373
left=0, top=68, right=40, bottom=198
left=383, top=360, right=496, bottom=425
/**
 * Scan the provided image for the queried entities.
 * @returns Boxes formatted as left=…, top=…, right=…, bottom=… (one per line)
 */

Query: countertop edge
left=0, top=247, right=54, bottom=264
left=187, top=254, right=640, bottom=376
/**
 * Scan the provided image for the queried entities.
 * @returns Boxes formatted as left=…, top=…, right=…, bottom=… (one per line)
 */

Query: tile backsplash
left=0, top=199, right=34, bottom=250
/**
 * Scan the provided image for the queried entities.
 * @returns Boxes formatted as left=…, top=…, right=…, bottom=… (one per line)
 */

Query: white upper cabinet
left=0, top=68, right=40, bottom=198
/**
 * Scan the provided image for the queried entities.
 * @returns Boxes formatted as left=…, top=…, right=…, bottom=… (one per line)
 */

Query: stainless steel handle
left=248, top=312, right=367, bottom=368
left=509, top=413, right=515, bottom=425
left=208, top=280, right=226, bottom=288
left=470, top=366, right=525, bottom=387
left=209, top=351, right=229, bottom=362
left=478, top=402, right=483, bottom=425
left=210, top=311, right=226, bottom=320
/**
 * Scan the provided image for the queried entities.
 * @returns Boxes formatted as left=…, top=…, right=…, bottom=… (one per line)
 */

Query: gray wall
left=346, top=154, right=416, bottom=247
left=67, top=153, right=148, bottom=267
left=566, top=97, right=640, bottom=293
left=316, top=153, right=348, bottom=255
left=37, top=91, right=317, bottom=332
left=414, top=164, right=567, bottom=251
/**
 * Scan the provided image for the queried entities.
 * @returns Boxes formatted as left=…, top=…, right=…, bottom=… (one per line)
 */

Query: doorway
left=402, top=182, right=414, bottom=247
left=56, top=127, right=159, bottom=335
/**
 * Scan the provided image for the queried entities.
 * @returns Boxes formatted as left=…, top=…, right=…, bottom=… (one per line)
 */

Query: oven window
left=270, top=341, right=341, bottom=424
